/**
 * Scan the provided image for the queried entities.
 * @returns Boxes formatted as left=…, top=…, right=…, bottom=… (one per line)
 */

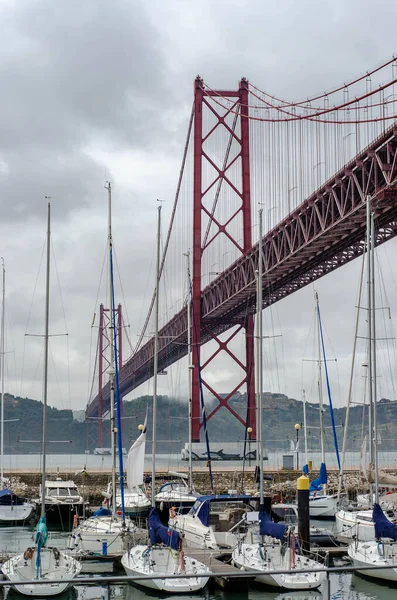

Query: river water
left=0, top=525, right=396, bottom=599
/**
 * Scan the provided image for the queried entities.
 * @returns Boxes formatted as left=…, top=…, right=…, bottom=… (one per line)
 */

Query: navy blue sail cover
left=373, top=503, right=397, bottom=541
left=310, top=462, right=327, bottom=492
left=259, top=509, right=288, bottom=540
left=149, top=508, right=181, bottom=550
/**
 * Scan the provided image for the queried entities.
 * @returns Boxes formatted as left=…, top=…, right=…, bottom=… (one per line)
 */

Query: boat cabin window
left=159, top=481, right=187, bottom=492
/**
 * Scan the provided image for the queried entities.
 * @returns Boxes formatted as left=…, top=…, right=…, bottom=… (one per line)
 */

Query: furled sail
left=373, top=503, right=397, bottom=541
left=149, top=508, right=181, bottom=550
left=310, top=462, right=327, bottom=492
left=127, top=415, right=147, bottom=488
left=259, top=509, right=288, bottom=540
left=367, top=468, right=397, bottom=486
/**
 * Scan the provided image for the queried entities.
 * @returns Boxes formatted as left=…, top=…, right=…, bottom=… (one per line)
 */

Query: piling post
left=297, top=474, right=310, bottom=553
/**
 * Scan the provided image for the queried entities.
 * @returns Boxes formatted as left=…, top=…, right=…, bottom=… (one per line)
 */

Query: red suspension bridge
left=86, top=58, right=397, bottom=444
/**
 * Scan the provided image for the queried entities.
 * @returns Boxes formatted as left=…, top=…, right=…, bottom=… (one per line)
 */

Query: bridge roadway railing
left=87, top=122, right=397, bottom=418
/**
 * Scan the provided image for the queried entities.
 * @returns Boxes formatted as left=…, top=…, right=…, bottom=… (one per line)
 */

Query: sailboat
left=347, top=198, right=397, bottom=580
left=335, top=198, right=397, bottom=543
left=2, top=203, right=82, bottom=596
left=0, top=260, right=35, bottom=524
left=69, top=183, right=144, bottom=557
left=232, top=208, right=325, bottom=591
left=121, top=205, right=210, bottom=593
left=305, top=292, right=341, bottom=519
left=155, top=251, right=200, bottom=520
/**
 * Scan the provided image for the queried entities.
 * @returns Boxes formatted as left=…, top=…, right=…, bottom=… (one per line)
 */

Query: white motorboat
left=35, top=478, right=86, bottom=526
left=2, top=203, right=82, bottom=596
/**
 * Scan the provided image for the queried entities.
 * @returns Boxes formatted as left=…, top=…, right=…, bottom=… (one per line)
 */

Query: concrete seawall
left=4, top=466, right=385, bottom=505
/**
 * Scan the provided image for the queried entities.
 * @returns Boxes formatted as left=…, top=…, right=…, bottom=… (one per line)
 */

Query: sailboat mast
left=315, top=292, right=326, bottom=494
left=371, top=212, right=379, bottom=504
left=151, top=205, right=161, bottom=507
left=40, top=202, right=51, bottom=517
left=302, top=389, right=308, bottom=468
left=257, top=208, right=264, bottom=505
left=0, top=259, right=5, bottom=489
left=185, top=250, right=193, bottom=492
left=106, top=182, right=117, bottom=517
left=366, top=195, right=374, bottom=470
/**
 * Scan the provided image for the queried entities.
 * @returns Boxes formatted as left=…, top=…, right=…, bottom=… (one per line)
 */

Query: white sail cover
left=127, top=416, right=147, bottom=488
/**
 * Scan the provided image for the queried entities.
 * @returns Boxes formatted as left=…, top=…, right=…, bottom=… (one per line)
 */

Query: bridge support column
left=191, top=77, right=256, bottom=442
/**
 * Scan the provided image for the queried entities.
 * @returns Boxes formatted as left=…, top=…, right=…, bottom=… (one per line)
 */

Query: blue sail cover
left=149, top=508, right=181, bottom=551
left=310, top=462, right=328, bottom=492
left=302, top=464, right=309, bottom=475
left=259, top=510, right=288, bottom=540
left=373, top=503, right=397, bottom=541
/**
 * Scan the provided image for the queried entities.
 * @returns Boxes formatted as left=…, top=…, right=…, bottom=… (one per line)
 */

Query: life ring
left=170, top=506, right=176, bottom=519
left=23, top=547, right=34, bottom=561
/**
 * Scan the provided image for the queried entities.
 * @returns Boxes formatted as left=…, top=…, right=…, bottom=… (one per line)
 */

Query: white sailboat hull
left=0, top=503, right=35, bottom=524
left=335, top=509, right=375, bottom=541
left=121, top=544, right=210, bottom=592
left=309, top=494, right=339, bottom=518
left=69, top=515, right=146, bottom=557
left=232, top=543, right=325, bottom=590
left=116, top=487, right=150, bottom=518
left=2, top=547, right=81, bottom=596
left=348, top=541, right=397, bottom=582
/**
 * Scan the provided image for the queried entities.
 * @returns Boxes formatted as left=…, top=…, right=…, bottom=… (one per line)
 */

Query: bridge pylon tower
left=95, top=303, right=123, bottom=448
left=191, top=76, right=256, bottom=443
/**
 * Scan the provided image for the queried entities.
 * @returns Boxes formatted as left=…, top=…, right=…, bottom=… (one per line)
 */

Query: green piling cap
left=296, top=475, right=310, bottom=490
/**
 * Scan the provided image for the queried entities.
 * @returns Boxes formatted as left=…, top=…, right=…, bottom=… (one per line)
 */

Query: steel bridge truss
left=86, top=103, right=397, bottom=434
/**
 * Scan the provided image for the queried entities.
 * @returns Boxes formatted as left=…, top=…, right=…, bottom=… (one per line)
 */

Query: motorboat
left=37, top=478, right=86, bottom=527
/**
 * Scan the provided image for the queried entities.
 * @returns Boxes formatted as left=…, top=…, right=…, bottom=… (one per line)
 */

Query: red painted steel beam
left=86, top=123, right=397, bottom=420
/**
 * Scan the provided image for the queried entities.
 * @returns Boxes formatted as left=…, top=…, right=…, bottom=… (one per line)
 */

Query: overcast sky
left=1, top=0, right=397, bottom=421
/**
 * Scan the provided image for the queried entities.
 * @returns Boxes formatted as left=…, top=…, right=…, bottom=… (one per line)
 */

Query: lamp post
left=295, top=423, right=301, bottom=471
left=247, top=426, right=253, bottom=466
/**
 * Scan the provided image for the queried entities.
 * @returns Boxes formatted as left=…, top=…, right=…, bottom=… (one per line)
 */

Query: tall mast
left=315, top=291, right=326, bottom=495
left=151, top=205, right=161, bottom=507
left=371, top=212, right=379, bottom=504
left=0, top=259, right=5, bottom=489
left=185, top=250, right=193, bottom=492
left=302, top=389, right=308, bottom=469
left=40, top=202, right=51, bottom=517
left=366, top=195, right=374, bottom=470
left=257, top=208, right=264, bottom=505
left=106, top=182, right=117, bottom=517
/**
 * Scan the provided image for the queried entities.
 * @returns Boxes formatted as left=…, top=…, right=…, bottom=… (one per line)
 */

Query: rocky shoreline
left=4, top=467, right=386, bottom=506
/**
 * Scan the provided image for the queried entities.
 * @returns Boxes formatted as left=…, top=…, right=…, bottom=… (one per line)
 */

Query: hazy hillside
left=2, top=392, right=396, bottom=453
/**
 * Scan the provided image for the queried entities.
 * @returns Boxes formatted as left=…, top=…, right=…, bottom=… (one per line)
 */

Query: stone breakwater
left=3, top=468, right=388, bottom=505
